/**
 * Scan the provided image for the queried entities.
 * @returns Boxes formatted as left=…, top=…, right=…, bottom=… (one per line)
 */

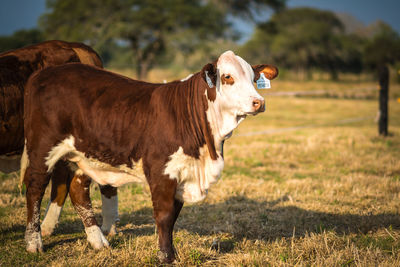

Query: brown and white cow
left=0, top=40, right=119, bottom=237
left=22, top=50, right=278, bottom=263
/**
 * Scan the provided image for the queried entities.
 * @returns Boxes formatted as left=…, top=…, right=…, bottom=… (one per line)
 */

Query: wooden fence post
left=378, top=65, right=389, bottom=136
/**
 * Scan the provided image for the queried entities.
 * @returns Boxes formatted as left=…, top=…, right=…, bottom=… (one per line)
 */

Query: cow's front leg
left=41, top=161, right=71, bottom=236
left=24, top=167, right=51, bottom=252
left=99, top=185, right=119, bottom=236
left=69, top=174, right=109, bottom=249
left=150, top=178, right=183, bottom=264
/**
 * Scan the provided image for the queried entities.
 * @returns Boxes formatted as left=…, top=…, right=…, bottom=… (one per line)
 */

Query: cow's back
left=25, top=63, right=156, bottom=167
left=0, top=40, right=102, bottom=156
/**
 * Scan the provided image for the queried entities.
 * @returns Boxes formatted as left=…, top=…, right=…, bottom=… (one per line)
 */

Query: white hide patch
left=85, top=225, right=109, bottom=249
left=45, top=135, right=146, bottom=188
left=180, top=73, right=194, bottom=82
left=41, top=202, right=62, bottom=236
left=100, top=195, right=118, bottom=236
left=19, top=141, right=29, bottom=190
left=164, top=146, right=224, bottom=203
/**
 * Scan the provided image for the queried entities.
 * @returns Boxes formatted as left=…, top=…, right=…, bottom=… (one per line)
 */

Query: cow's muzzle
left=252, top=98, right=265, bottom=113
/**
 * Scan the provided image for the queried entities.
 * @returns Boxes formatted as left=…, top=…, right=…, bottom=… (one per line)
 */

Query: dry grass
left=1, top=78, right=400, bottom=266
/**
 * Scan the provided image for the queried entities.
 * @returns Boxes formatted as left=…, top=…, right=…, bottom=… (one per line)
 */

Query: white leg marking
left=25, top=204, right=43, bottom=252
left=41, top=202, right=63, bottom=236
left=85, top=225, right=109, bottom=249
left=100, top=194, right=119, bottom=236
left=25, top=227, right=43, bottom=253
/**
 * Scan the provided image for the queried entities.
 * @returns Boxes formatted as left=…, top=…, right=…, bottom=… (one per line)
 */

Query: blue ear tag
left=256, top=73, right=271, bottom=89
left=205, top=71, right=214, bottom=88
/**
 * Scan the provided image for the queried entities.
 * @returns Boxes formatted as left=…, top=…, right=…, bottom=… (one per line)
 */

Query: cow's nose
left=253, top=98, right=265, bottom=112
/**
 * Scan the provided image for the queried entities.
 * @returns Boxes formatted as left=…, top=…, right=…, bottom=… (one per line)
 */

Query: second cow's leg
left=41, top=161, right=72, bottom=236
left=99, top=185, right=119, bottom=236
left=69, top=173, right=109, bottom=249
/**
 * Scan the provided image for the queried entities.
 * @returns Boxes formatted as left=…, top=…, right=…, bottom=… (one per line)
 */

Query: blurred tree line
left=240, top=7, right=400, bottom=80
left=0, top=0, right=399, bottom=80
left=38, top=0, right=285, bottom=79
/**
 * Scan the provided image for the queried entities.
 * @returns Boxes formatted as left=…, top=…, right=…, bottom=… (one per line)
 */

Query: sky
left=288, top=0, right=400, bottom=33
left=0, top=0, right=399, bottom=38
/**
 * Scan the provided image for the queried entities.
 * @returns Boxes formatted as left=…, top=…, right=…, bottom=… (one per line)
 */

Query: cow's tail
left=19, top=140, right=29, bottom=193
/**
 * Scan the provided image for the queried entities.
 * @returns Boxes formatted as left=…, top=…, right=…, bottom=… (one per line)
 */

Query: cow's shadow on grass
left=174, top=195, right=400, bottom=241
left=5, top=195, right=400, bottom=252
left=114, top=194, right=400, bottom=250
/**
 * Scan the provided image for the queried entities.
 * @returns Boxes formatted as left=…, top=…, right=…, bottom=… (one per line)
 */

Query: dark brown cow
left=0, top=40, right=102, bottom=158
left=0, top=40, right=119, bottom=237
left=22, top=50, right=278, bottom=263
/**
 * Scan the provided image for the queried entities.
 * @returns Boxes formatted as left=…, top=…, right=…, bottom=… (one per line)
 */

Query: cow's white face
left=204, top=50, right=278, bottom=148
left=215, top=51, right=265, bottom=117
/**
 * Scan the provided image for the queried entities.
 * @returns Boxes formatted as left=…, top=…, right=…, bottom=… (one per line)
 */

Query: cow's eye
left=221, top=74, right=234, bottom=85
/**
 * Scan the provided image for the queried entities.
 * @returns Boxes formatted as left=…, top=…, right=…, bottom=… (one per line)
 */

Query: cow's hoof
left=101, top=223, right=117, bottom=236
left=85, top=225, right=109, bottom=250
left=41, top=229, right=52, bottom=237
left=25, top=231, right=43, bottom=253
left=41, top=224, right=55, bottom=237
left=157, top=250, right=176, bottom=264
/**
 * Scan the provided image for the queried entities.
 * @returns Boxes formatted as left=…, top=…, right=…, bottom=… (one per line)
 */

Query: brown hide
left=24, top=63, right=217, bottom=171
left=0, top=40, right=103, bottom=155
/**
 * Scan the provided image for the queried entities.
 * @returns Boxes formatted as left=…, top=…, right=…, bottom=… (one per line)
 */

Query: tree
left=39, top=0, right=285, bottom=79
left=0, top=29, right=44, bottom=53
left=39, top=0, right=224, bottom=78
left=240, top=8, right=349, bottom=80
left=363, top=21, right=400, bottom=69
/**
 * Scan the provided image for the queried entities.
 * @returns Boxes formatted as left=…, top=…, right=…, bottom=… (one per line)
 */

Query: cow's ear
left=252, top=64, right=279, bottom=82
left=201, top=62, right=217, bottom=88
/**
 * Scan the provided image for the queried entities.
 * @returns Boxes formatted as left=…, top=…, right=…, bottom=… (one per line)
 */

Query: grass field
left=1, top=78, right=400, bottom=266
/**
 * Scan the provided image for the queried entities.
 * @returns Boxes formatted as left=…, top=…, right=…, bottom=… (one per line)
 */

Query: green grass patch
left=353, top=234, right=400, bottom=254
left=129, top=183, right=143, bottom=195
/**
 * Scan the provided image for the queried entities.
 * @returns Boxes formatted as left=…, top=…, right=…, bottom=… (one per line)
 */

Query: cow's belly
left=45, top=136, right=223, bottom=200
left=45, top=135, right=146, bottom=187
left=164, top=146, right=224, bottom=203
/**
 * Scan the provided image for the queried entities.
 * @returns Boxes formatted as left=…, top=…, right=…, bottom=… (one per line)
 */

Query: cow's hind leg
left=24, top=166, right=51, bottom=252
left=69, top=174, right=109, bottom=249
left=150, top=177, right=183, bottom=264
left=99, top=185, right=119, bottom=236
left=41, top=161, right=72, bottom=236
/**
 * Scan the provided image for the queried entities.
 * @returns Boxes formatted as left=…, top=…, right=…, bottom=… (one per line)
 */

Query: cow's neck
left=161, top=73, right=218, bottom=161
left=205, top=96, right=241, bottom=153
